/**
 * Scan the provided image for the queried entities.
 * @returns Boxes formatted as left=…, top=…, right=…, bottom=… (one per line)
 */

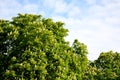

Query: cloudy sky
left=0, top=0, right=120, bottom=61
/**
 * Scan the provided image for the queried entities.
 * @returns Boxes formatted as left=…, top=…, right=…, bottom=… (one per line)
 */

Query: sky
left=0, top=0, right=120, bottom=61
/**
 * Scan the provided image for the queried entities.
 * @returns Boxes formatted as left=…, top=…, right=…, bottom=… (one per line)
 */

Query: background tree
left=83, top=61, right=104, bottom=80
left=0, top=14, right=88, bottom=80
left=84, top=51, right=120, bottom=80
left=94, top=51, right=120, bottom=80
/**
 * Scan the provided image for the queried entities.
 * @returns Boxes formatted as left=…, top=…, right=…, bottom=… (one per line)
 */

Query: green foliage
left=84, top=51, right=120, bottom=80
left=72, top=39, right=88, bottom=79
left=94, top=51, right=120, bottom=80
left=0, top=14, right=88, bottom=80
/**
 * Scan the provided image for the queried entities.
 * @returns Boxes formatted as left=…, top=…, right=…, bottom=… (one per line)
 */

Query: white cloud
left=43, top=0, right=81, bottom=17
left=0, top=0, right=21, bottom=19
left=105, top=17, right=120, bottom=25
left=85, top=0, right=96, bottom=5
left=43, top=0, right=69, bottom=13
left=68, top=7, right=81, bottom=18
left=101, top=0, right=120, bottom=5
left=54, top=0, right=68, bottom=13
left=0, top=0, right=41, bottom=19
left=22, top=4, right=38, bottom=13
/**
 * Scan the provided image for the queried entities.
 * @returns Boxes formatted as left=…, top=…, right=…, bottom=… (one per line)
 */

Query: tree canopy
left=84, top=51, right=120, bottom=80
left=0, top=14, right=88, bottom=80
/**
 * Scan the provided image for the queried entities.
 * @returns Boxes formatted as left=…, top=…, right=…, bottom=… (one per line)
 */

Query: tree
left=71, top=39, right=88, bottom=79
left=84, top=51, right=120, bottom=80
left=83, top=61, right=104, bottom=80
left=94, top=51, right=120, bottom=80
left=0, top=14, right=88, bottom=80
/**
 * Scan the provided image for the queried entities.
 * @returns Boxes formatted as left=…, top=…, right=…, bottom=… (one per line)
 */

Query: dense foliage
left=84, top=51, right=120, bottom=80
left=0, top=14, right=88, bottom=80
left=0, top=14, right=120, bottom=80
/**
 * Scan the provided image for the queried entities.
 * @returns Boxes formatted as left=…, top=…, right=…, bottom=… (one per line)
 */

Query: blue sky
left=0, top=0, right=120, bottom=61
